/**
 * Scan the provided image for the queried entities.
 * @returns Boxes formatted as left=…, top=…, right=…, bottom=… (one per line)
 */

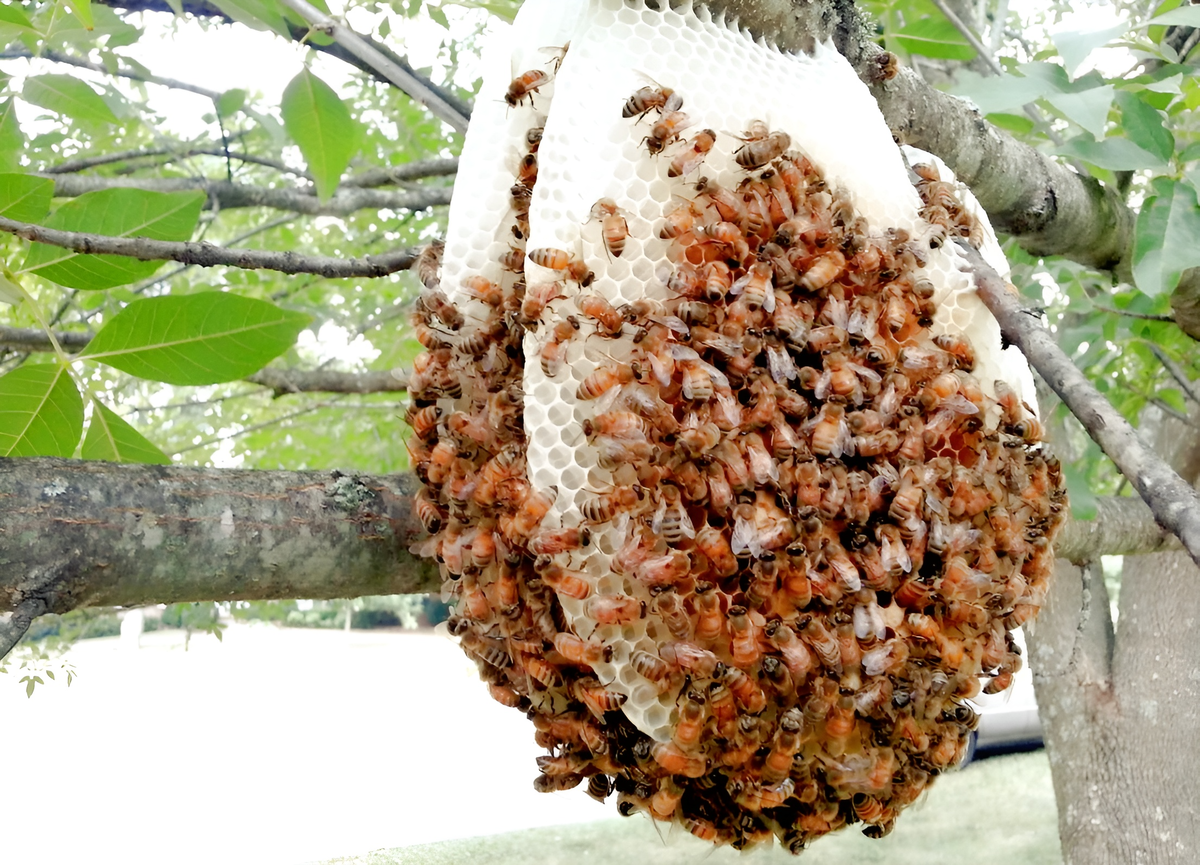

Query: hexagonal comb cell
left=406, top=0, right=1064, bottom=853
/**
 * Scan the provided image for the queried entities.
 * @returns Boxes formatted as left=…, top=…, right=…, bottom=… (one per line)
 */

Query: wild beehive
left=406, top=0, right=1066, bottom=850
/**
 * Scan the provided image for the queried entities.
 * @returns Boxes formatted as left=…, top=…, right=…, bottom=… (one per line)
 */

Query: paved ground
left=1, top=624, right=602, bottom=865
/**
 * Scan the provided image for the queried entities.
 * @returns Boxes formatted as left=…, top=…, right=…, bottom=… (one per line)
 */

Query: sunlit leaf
left=0, top=364, right=84, bottom=457
left=951, top=69, right=1062, bottom=115
left=1056, top=135, right=1168, bottom=171
left=22, top=189, right=204, bottom=290
left=1132, top=178, right=1200, bottom=298
left=893, top=17, right=975, bottom=60
left=281, top=69, right=360, bottom=201
left=0, top=3, right=39, bottom=33
left=1043, top=86, right=1114, bottom=138
left=208, top=0, right=290, bottom=36
left=1116, top=90, right=1174, bottom=163
left=0, top=99, right=26, bottom=172
left=64, top=0, right=94, bottom=30
left=1052, top=21, right=1128, bottom=77
left=80, top=293, right=311, bottom=385
left=81, top=400, right=171, bottom=464
left=0, top=174, right=54, bottom=222
left=1147, top=6, right=1200, bottom=27
left=22, top=74, right=118, bottom=126
left=216, top=88, right=247, bottom=116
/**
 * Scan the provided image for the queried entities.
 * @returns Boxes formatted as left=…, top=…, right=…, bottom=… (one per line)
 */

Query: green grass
left=319, top=751, right=1062, bottom=865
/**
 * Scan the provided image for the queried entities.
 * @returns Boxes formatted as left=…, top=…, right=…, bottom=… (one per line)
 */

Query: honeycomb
left=407, top=0, right=1066, bottom=852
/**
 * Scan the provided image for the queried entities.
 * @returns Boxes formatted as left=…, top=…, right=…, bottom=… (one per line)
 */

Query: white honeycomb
left=444, top=0, right=1032, bottom=742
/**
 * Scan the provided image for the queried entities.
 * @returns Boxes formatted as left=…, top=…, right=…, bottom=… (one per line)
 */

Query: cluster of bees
left=406, top=60, right=1066, bottom=852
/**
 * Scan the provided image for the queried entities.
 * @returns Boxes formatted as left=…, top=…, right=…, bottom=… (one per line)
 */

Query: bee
left=553, top=631, right=612, bottom=666
left=1007, top=416, right=1045, bottom=443
left=528, top=526, right=590, bottom=556
left=735, top=130, right=791, bottom=170
left=574, top=677, right=628, bottom=719
left=539, top=561, right=593, bottom=600
left=581, top=484, right=641, bottom=522
left=413, top=487, right=445, bottom=534
left=762, top=708, right=803, bottom=784
left=405, top=403, right=442, bottom=442
left=673, top=690, right=707, bottom=750
left=516, top=150, right=538, bottom=187
left=590, top=198, right=630, bottom=259
left=797, top=615, right=842, bottom=673
left=799, top=250, right=846, bottom=292
left=730, top=262, right=776, bottom=312
left=632, top=648, right=675, bottom=685
left=650, top=776, right=686, bottom=821
left=724, top=665, right=767, bottom=713
left=680, top=359, right=715, bottom=402
left=645, top=110, right=691, bottom=155
left=650, top=590, right=693, bottom=640
left=635, top=549, right=691, bottom=587
left=621, top=84, right=680, bottom=121
left=578, top=294, right=626, bottom=337
left=457, top=317, right=507, bottom=357
left=695, top=525, right=737, bottom=577
left=933, top=333, right=976, bottom=370
left=505, top=69, right=550, bottom=108
left=586, top=775, right=612, bottom=803
left=414, top=240, right=443, bottom=290
left=652, top=484, right=695, bottom=543
left=870, top=50, right=900, bottom=81
left=586, top=594, right=645, bottom=625
left=727, top=605, right=762, bottom=667
left=691, top=581, right=725, bottom=644
left=576, top=360, right=637, bottom=400
left=520, top=280, right=564, bottom=324
left=539, top=317, right=580, bottom=376
left=660, top=639, right=720, bottom=677
left=418, top=289, right=463, bottom=330
left=651, top=741, right=707, bottom=778
left=810, top=402, right=851, bottom=458
left=695, top=177, right=749, bottom=227
left=668, top=128, right=717, bottom=178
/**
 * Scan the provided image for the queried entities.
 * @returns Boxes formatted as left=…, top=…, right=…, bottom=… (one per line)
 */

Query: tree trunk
left=1029, top=413, right=1200, bottom=863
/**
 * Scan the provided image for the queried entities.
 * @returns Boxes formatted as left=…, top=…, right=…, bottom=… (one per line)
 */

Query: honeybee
left=590, top=198, right=630, bottom=259
left=933, top=333, right=976, bottom=370
left=578, top=294, right=626, bottom=337
left=735, top=130, right=791, bottom=170
left=586, top=775, right=612, bottom=803
left=553, top=631, right=612, bottom=666
left=724, top=664, right=767, bottom=713
left=673, top=689, right=707, bottom=750
left=539, top=317, right=579, bottom=376
left=520, top=280, right=564, bottom=324
left=762, top=708, right=803, bottom=784
left=652, top=484, right=695, bottom=543
left=871, top=50, right=900, bottom=81
left=418, top=289, right=463, bottom=331
left=799, top=250, right=846, bottom=292
left=505, top=69, right=550, bottom=108
left=586, top=593, right=645, bottom=625
left=576, top=360, right=636, bottom=400
left=645, top=110, right=691, bottom=155
left=573, top=677, right=628, bottom=719
left=668, top=128, right=717, bottom=178
left=621, top=84, right=679, bottom=121
left=581, top=484, right=641, bottom=522
left=632, top=648, right=674, bottom=685
left=415, top=240, right=443, bottom=290
left=413, top=487, right=445, bottom=534
left=528, top=526, right=590, bottom=556
left=635, top=549, right=691, bottom=587
left=1007, top=416, right=1045, bottom=443
left=730, top=262, right=776, bottom=312
left=651, top=741, right=707, bottom=778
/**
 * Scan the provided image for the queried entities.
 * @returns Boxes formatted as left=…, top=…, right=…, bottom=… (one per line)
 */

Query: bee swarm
left=406, top=0, right=1066, bottom=853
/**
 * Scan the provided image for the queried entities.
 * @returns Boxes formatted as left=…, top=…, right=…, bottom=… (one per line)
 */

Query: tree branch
left=343, top=157, right=460, bottom=188
left=44, top=174, right=453, bottom=215
left=0, top=457, right=1175, bottom=644
left=961, top=241, right=1200, bottom=569
left=0, top=216, right=419, bottom=278
left=0, top=327, right=411, bottom=394
left=699, top=0, right=1135, bottom=278
left=0, top=598, right=47, bottom=661
left=0, top=47, right=222, bottom=100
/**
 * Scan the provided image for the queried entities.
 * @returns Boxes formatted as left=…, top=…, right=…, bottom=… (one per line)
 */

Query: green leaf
left=0, top=100, right=26, bottom=173
left=82, top=400, right=171, bottom=464
left=1147, top=6, right=1200, bottom=27
left=0, top=364, right=84, bottom=457
left=1115, top=90, right=1175, bottom=163
left=64, top=0, right=94, bottom=29
left=216, top=88, right=247, bottom=116
left=207, top=0, right=290, bottom=35
left=1052, top=21, right=1129, bottom=78
left=0, top=174, right=54, bottom=222
left=281, top=69, right=359, bottom=201
left=427, top=3, right=448, bottom=28
left=22, top=74, right=118, bottom=126
left=1043, top=86, right=1114, bottom=138
left=79, top=293, right=311, bottom=385
left=893, top=17, right=975, bottom=60
left=1132, top=178, right=1200, bottom=298
left=951, top=68, right=1063, bottom=116
left=0, top=3, right=38, bottom=32
left=22, top=189, right=204, bottom=290
left=1062, top=463, right=1097, bottom=521
left=1056, top=135, right=1168, bottom=171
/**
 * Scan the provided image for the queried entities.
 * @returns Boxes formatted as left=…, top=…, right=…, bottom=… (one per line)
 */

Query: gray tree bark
left=1028, top=413, right=1200, bottom=864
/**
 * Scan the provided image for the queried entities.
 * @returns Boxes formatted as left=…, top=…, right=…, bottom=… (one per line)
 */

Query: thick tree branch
left=962, top=242, right=1200, bottom=569
left=0, top=326, right=411, bottom=393
left=343, top=158, right=460, bottom=188
left=44, top=174, right=453, bottom=215
left=700, top=0, right=1135, bottom=278
left=0, top=459, right=439, bottom=631
left=0, top=216, right=418, bottom=278
left=0, top=457, right=1175, bottom=641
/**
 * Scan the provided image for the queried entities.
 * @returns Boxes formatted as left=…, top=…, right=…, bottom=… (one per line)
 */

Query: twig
left=0, top=216, right=419, bottom=278
left=1146, top=341, right=1200, bottom=406
left=961, top=240, right=1200, bottom=569
left=1092, top=304, right=1175, bottom=322
left=0, top=48, right=222, bottom=100
left=343, top=158, right=460, bottom=188
left=45, top=174, right=454, bottom=216
left=927, top=0, right=1002, bottom=75
left=276, top=0, right=470, bottom=133
left=0, top=599, right=47, bottom=663
left=46, top=146, right=310, bottom=180
left=0, top=327, right=92, bottom=353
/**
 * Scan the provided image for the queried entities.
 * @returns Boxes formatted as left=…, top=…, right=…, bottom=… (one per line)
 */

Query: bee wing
left=730, top=515, right=763, bottom=558
left=941, top=394, right=980, bottom=415
left=762, top=287, right=776, bottom=314
left=676, top=504, right=695, bottom=540
left=766, top=344, right=800, bottom=383
left=814, top=369, right=833, bottom=401
left=651, top=494, right=668, bottom=535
